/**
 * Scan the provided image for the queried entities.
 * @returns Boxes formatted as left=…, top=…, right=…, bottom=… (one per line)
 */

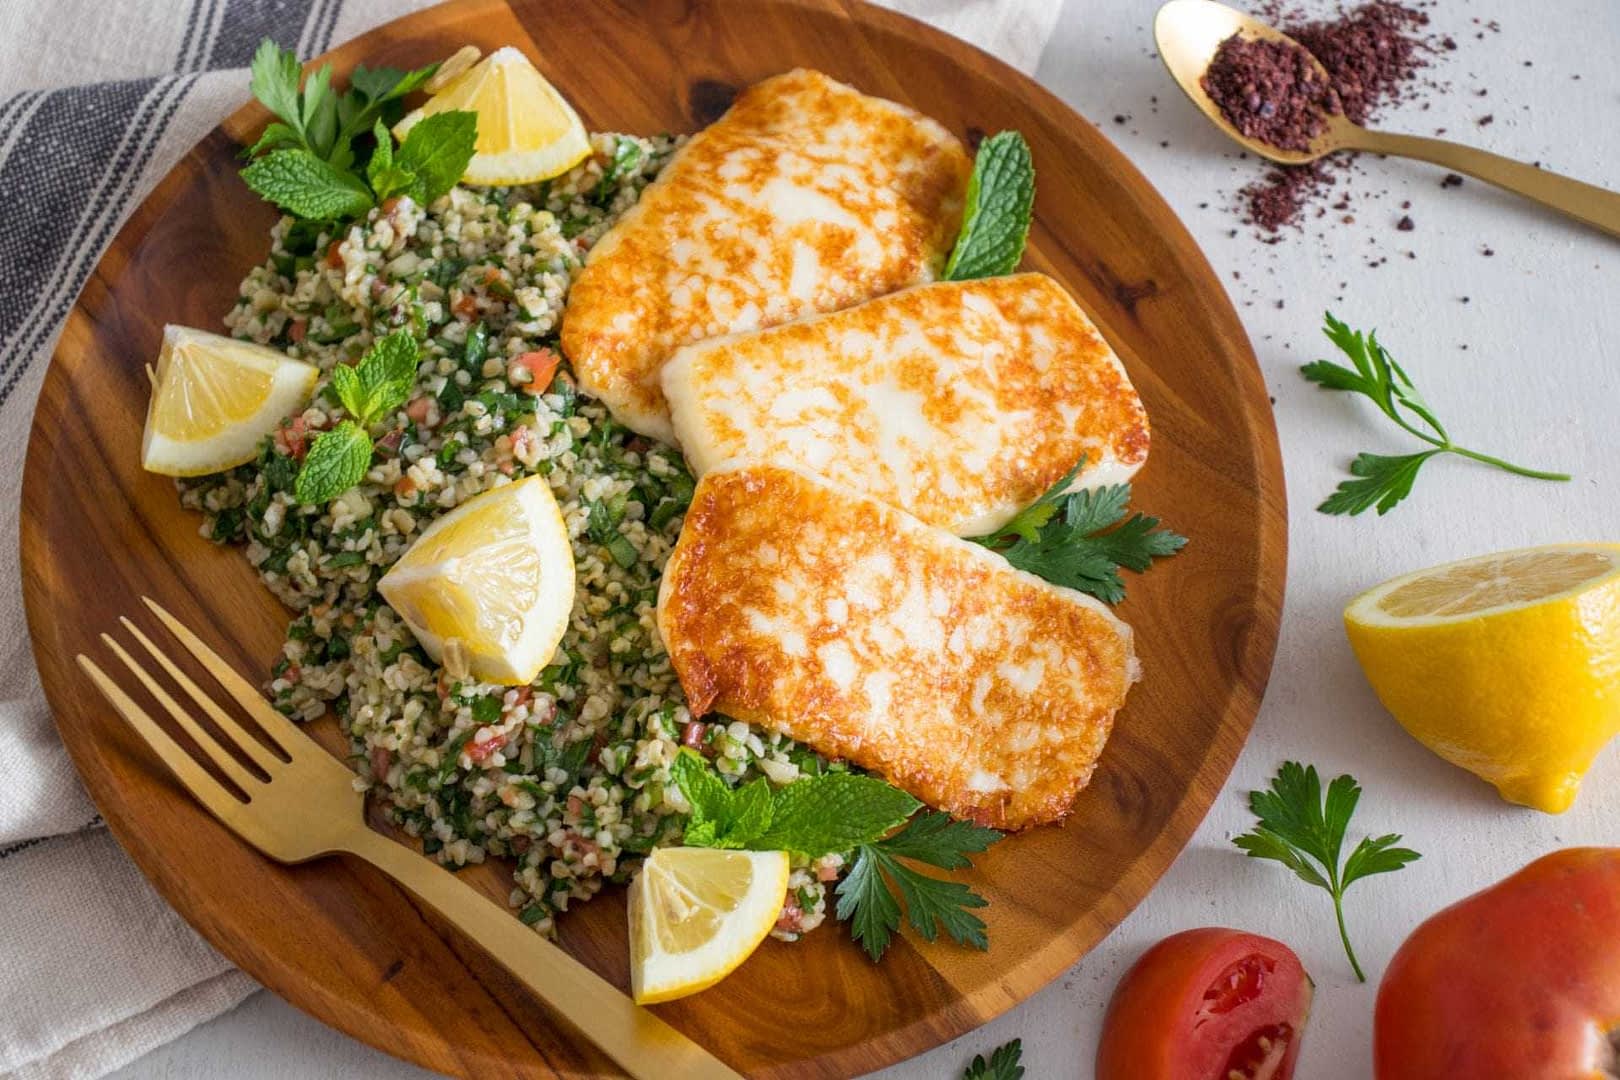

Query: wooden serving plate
left=19, top=0, right=1286, bottom=1075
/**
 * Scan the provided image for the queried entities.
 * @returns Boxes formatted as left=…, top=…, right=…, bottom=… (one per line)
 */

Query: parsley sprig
left=963, top=1039, right=1025, bottom=1080
left=1233, top=761, right=1420, bottom=982
left=1303, top=312, right=1570, bottom=516
left=241, top=39, right=476, bottom=223
left=669, top=750, right=1002, bottom=961
left=971, top=461, right=1186, bottom=604
left=838, top=811, right=1002, bottom=961
left=944, top=130, right=1035, bottom=281
left=294, top=329, right=419, bottom=504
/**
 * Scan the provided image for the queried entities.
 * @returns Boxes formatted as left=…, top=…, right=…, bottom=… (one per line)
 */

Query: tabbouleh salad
left=179, top=134, right=840, bottom=939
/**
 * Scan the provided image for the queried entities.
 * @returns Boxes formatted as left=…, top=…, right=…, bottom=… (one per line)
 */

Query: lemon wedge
left=377, top=475, right=575, bottom=685
left=141, top=325, right=317, bottom=477
left=393, top=46, right=591, bottom=187
left=1345, top=544, right=1620, bottom=813
left=628, top=847, right=789, bottom=1004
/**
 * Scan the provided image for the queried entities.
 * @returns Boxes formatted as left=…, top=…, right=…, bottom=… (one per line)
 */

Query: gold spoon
left=1154, top=0, right=1620, bottom=238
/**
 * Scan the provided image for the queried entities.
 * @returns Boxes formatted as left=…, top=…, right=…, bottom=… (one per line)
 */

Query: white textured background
left=111, top=0, right=1620, bottom=1076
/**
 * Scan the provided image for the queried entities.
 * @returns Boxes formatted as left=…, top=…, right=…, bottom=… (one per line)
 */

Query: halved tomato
left=1097, top=928, right=1313, bottom=1080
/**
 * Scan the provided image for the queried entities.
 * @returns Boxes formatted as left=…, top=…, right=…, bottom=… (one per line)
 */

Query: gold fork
left=77, top=597, right=741, bottom=1080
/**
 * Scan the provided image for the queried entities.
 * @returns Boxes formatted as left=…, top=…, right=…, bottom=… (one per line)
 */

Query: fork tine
left=120, top=616, right=284, bottom=774
left=101, top=634, right=261, bottom=793
left=77, top=654, right=243, bottom=821
left=141, top=597, right=313, bottom=758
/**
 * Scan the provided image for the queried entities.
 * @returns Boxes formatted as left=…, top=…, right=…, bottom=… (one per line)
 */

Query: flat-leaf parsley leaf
left=1304, top=312, right=1570, bottom=516
left=1233, top=761, right=1420, bottom=982
left=836, top=811, right=1001, bottom=961
left=971, top=461, right=1186, bottom=604
left=963, top=1039, right=1025, bottom=1080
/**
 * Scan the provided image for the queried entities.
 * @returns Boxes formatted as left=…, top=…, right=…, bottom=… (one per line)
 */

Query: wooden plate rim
left=20, top=0, right=1288, bottom=1075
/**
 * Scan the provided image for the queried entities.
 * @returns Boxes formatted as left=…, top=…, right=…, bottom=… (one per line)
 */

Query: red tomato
left=1375, top=847, right=1620, bottom=1079
left=1097, top=928, right=1313, bottom=1080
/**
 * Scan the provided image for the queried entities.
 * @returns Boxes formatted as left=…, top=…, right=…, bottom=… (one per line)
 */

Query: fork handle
left=342, top=827, right=742, bottom=1080
left=1344, top=128, right=1620, bottom=240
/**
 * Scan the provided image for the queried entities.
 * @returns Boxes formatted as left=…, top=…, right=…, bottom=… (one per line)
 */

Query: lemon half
left=378, top=475, right=575, bottom=685
left=141, top=326, right=317, bottom=477
left=628, top=847, right=789, bottom=1004
left=1345, top=544, right=1620, bottom=813
left=394, top=46, right=591, bottom=187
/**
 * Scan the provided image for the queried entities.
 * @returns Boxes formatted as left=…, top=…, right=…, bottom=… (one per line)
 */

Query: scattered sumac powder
left=1202, top=35, right=1341, bottom=152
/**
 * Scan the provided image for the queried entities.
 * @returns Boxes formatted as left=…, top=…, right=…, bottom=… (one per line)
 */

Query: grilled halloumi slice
left=661, top=273, right=1150, bottom=536
left=560, top=68, right=971, bottom=443
left=656, top=462, right=1139, bottom=830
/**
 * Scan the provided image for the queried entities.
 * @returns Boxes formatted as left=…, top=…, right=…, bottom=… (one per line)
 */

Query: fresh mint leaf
left=944, top=130, right=1035, bottom=281
left=329, top=363, right=365, bottom=419
left=394, top=110, right=478, bottom=206
left=1234, top=761, right=1420, bottom=981
left=753, top=773, right=920, bottom=858
left=1305, top=312, right=1569, bottom=516
left=973, top=476, right=1186, bottom=605
left=963, top=1039, right=1024, bottom=1080
left=365, top=119, right=403, bottom=195
left=351, top=329, right=420, bottom=423
left=242, top=148, right=374, bottom=220
left=670, top=748, right=743, bottom=847
left=294, top=421, right=373, bottom=504
left=719, top=779, right=774, bottom=849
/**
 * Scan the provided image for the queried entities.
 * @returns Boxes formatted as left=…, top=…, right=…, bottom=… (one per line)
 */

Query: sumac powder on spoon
left=1202, top=34, right=1342, bottom=152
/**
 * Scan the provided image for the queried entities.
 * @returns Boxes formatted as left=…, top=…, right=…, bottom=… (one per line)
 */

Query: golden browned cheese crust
left=656, top=463, right=1139, bottom=830
left=661, top=273, right=1151, bottom=536
left=560, top=68, right=971, bottom=442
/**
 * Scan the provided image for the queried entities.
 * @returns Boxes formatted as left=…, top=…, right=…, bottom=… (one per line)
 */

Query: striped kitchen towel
left=0, top=1, right=1060, bottom=1076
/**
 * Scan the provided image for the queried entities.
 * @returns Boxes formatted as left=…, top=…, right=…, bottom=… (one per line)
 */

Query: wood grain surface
left=18, top=0, right=1287, bottom=1076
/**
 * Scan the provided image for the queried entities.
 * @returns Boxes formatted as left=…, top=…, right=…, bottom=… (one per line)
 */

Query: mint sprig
left=294, top=421, right=372, bottom=504
left=370, top=112, right=478, bottom=206
left=943, top=130, right=1035, bottom=281
left=669, top=749, right=918, bottom=857
left=294, top=328, right=420, bottom=504
left=241, top=39, right=476, bottom=223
